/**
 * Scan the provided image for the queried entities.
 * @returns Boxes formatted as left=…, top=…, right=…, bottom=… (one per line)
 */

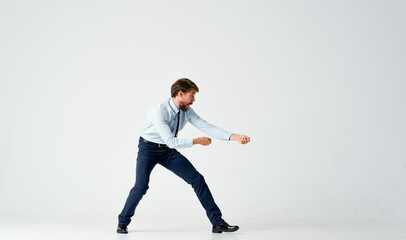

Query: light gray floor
left=1, top=216, right=405, bottom=240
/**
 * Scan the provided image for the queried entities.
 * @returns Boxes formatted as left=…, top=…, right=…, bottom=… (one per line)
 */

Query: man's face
left=179, top=89, right=196, bottom=111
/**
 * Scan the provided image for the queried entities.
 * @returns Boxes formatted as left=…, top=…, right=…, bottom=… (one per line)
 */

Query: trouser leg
left=160, top=149, right=224, bottom=226
left=118, top=144, right=158, bottom=225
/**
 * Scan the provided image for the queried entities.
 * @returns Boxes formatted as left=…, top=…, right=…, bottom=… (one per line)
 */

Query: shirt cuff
left=226, top=132, right=233, bottom=141
left=186, top=138, right=194, bottom=148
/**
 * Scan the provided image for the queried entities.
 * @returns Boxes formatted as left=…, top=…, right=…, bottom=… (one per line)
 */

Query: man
left=117, top=78, right=251, bottom=234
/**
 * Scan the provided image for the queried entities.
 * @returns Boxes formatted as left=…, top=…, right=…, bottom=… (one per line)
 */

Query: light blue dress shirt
left=140, top=97, right=232, bottom=149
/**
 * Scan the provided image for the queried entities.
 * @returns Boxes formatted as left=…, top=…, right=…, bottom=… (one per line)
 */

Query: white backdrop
left=1, top=0, right=405, bottom=225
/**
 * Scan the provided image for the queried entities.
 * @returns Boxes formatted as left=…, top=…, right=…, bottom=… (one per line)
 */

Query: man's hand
left=193, top=137, right=212, bottom=146
left=229, top=134, right=251, bottom=144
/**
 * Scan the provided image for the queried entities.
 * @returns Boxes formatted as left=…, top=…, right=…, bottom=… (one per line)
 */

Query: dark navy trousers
left=118, top=138, right=223, bottom=226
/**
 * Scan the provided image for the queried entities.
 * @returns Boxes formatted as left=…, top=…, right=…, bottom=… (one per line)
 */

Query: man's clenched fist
left=229, top=134, right=251, bottom=144
left=193, top=137, right=212, bottom=146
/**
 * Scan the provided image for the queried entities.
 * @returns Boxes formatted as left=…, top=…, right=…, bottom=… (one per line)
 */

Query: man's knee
left=131, top=184, right=149, bottom=195
left=190, top=173, right=205, bottom=186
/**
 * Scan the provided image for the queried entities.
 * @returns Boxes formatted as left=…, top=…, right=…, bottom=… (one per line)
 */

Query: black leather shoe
left=117, top=224, right=128, bottom=234
left=212, top=220, right=239, bottom=233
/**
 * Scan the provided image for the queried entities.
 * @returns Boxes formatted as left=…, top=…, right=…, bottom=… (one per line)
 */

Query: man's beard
left=179, top=101, right=190, bottom=111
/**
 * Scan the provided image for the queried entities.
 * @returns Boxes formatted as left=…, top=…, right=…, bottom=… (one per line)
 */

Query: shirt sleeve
left=187, top=107, right=232, bottom=141
left=151, top=106, right=193, bottom=149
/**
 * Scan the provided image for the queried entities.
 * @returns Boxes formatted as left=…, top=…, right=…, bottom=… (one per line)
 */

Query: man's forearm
left=229, top=133, right=238, bottom=141
left=193, top=138, right=199, bottom=145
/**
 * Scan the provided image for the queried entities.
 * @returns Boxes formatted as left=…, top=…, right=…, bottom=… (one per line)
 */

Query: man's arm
left=188, top=107, right=250, bottom=145
left=188, top=107, right=232, bottom=141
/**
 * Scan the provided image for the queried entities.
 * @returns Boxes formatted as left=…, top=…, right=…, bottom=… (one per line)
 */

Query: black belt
left=139, top=136, right=169, bottom=148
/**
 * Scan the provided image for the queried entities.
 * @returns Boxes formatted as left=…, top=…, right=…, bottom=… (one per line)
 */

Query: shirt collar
left=169, top=97, right=180, bottom=114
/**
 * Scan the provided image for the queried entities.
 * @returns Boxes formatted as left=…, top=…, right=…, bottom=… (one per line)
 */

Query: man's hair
left=171, top=78, right=199, bottom=97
